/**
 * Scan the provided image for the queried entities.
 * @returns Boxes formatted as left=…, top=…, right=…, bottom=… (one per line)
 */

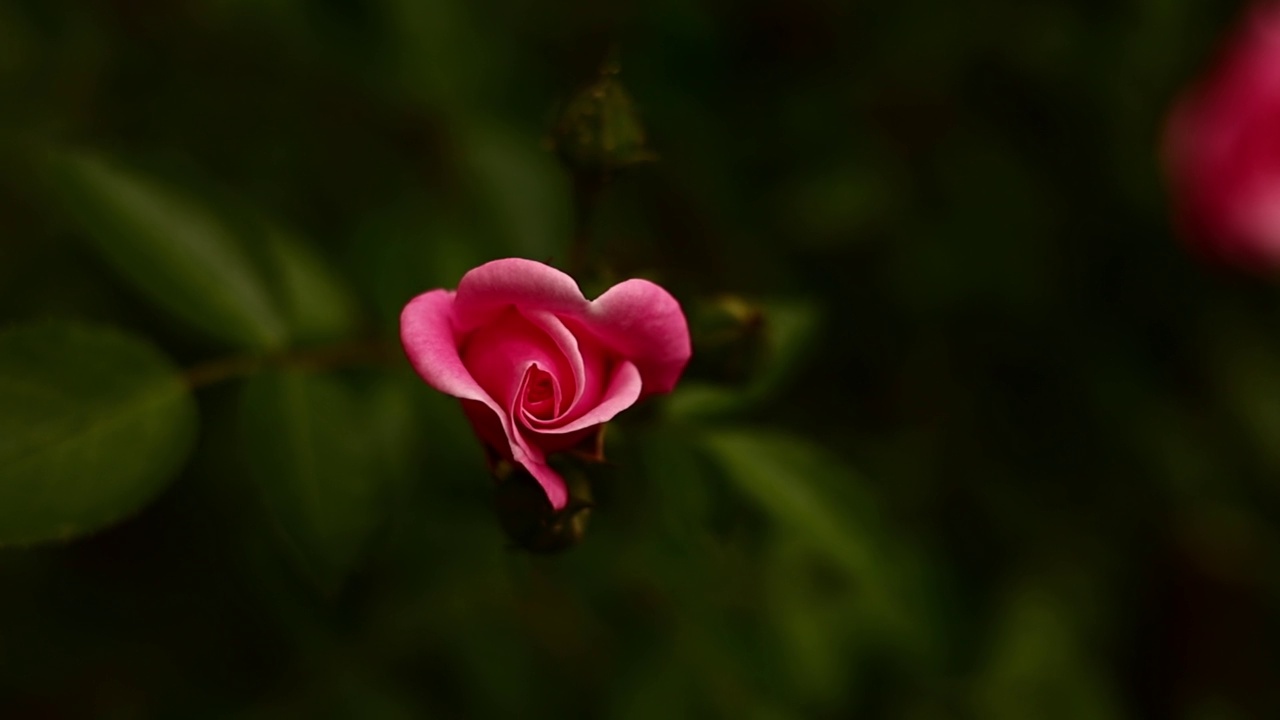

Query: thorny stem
left=183, top=338, right=400, bottom=390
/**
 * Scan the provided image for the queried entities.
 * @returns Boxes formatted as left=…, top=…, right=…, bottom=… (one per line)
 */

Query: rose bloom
left=1165, top=3, right=1280, bottom=267
left=400, top=258, right=691, bottom=509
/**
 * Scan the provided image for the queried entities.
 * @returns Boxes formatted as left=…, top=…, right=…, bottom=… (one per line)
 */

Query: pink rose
left=1165, top=3, right=1280, bottom=267
left=400, top=258, right=691, bottom=509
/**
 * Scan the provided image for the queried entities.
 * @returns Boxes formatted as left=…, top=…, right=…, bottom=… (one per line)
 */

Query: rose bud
left=550, top=61, right=655, bottom=177
left=1165, top=3, right=1280, bottom=268
left=400, top=258, right=691, bottom=510
left=687, top=294, right=767, bottom=385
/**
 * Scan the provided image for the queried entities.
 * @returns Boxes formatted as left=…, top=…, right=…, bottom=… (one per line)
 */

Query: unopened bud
left=688, top=294, right=766, bottom=384
left=551, top=61, right=654, bottom=176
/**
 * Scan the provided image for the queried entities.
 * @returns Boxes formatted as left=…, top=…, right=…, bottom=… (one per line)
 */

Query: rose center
left=522, top=366, right=558, bottom=420
left=527, top=375, right=553, bottom=403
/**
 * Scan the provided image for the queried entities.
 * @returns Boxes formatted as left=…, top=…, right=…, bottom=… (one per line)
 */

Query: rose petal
left=461, top=398, right=509, bottom=459
left=400, top=290, right=491, bottom=403
left=527, top=360, right=642, bottom=435
left=519, top=365, right=559, bottom=420
left=521, top=456, right=569, bottom=510
left=461, top=308, right=573, bottom=409
left=521, top=309, right=590, bottom=417
left=585, top=280, right=691, bottom=395
left=500, top=361, right=570, bottom=510
left=453, top=258, right=589, bottom=333
left=483, top=358, right=571, bottom=509
left=402, top=290, right=571, bottom=509
left=1164, top=3, right=1280, bottom=266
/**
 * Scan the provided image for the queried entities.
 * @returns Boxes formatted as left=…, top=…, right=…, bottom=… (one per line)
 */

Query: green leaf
left=46, top=151, right=289, bottom=349
left=700, top=430, right=871, bottom=574
left=974, top=578, right=1124, bottom=720
left=763, top=536, right=863, bottom=706
left=262, top=227, right=360, bottom=344
left=382, top=0, right=492, bottom=109
left=0, top=322, right=197, bottom=545
left=460, top=124, right=571, bottom=260
left=239, top=370, right=396, bottom=591
left=751, top=299, right=822, bottom=393
left=698, top=428, right=917, bottom=640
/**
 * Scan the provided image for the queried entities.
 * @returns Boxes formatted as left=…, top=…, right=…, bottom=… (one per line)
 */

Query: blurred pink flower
left=1165, top=3, right=1280, bottom=267
left=400, top=258, right=691, bottom=509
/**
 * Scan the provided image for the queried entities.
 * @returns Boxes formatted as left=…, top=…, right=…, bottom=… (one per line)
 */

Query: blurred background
left=2, top=0, right=1279, bottom=717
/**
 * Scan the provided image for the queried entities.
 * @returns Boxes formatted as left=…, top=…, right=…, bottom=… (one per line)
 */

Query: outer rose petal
left=453, top=258, right=691, bottom=394
left=587, top=280, right=692, bottom=395
left=400, top=290, right=491, bottom=403
left=461, top=399, right=510, bottom=461
left=453, top=258, right=590, bottom=333
left=521, top=457, right=569, bottom=510
left=401, top=289, right=571, bottom=507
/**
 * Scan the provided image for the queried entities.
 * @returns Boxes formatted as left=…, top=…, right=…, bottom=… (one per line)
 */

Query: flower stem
left=568, top=172, right=603, bottom=277
left=184, top=338, right=400, bottom=390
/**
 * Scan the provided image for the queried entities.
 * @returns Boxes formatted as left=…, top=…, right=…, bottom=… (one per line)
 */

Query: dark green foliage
left=0, top=323, right=196, bottom=545
left=239, top=370, right=398, bottom=592
left=47, top=151, right=291, bottom=350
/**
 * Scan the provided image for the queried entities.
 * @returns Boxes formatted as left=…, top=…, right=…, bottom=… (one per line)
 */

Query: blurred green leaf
left=461, top=124, right=571, bottom=261
left=0, top=322, right=197, bottom=545
left=739, top=300, right=821, bottom=393
left=46, top=151, right=289, bottom=349
left=657, top=382, right=744, bottom=418
left=763, top=536, right=863, bottom=706
left=699, top=428, right=919, bottom=642
left=667, top=298, right=821, bottom=419
left=700, top=428, right=873, bottom=578
left=239, top=370, right=397, bottom=592
left=382, top=0, right=492, bottom=109
left=973, top=581, right=1123, bottom=720
left=263, top=228, right=360, bottom=344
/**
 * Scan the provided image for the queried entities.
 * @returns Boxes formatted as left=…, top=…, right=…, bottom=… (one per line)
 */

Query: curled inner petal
left=520, top=365, right=560, bottom=420
left=522, top=310, right=589, bottom=415
left=460, top=308, right=574, bottom=412
left=527, top=359, right=642, bottom=436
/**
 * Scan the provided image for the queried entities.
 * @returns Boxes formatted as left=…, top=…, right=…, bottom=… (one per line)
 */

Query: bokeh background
left=2, top=0, right=1279, bottom=717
